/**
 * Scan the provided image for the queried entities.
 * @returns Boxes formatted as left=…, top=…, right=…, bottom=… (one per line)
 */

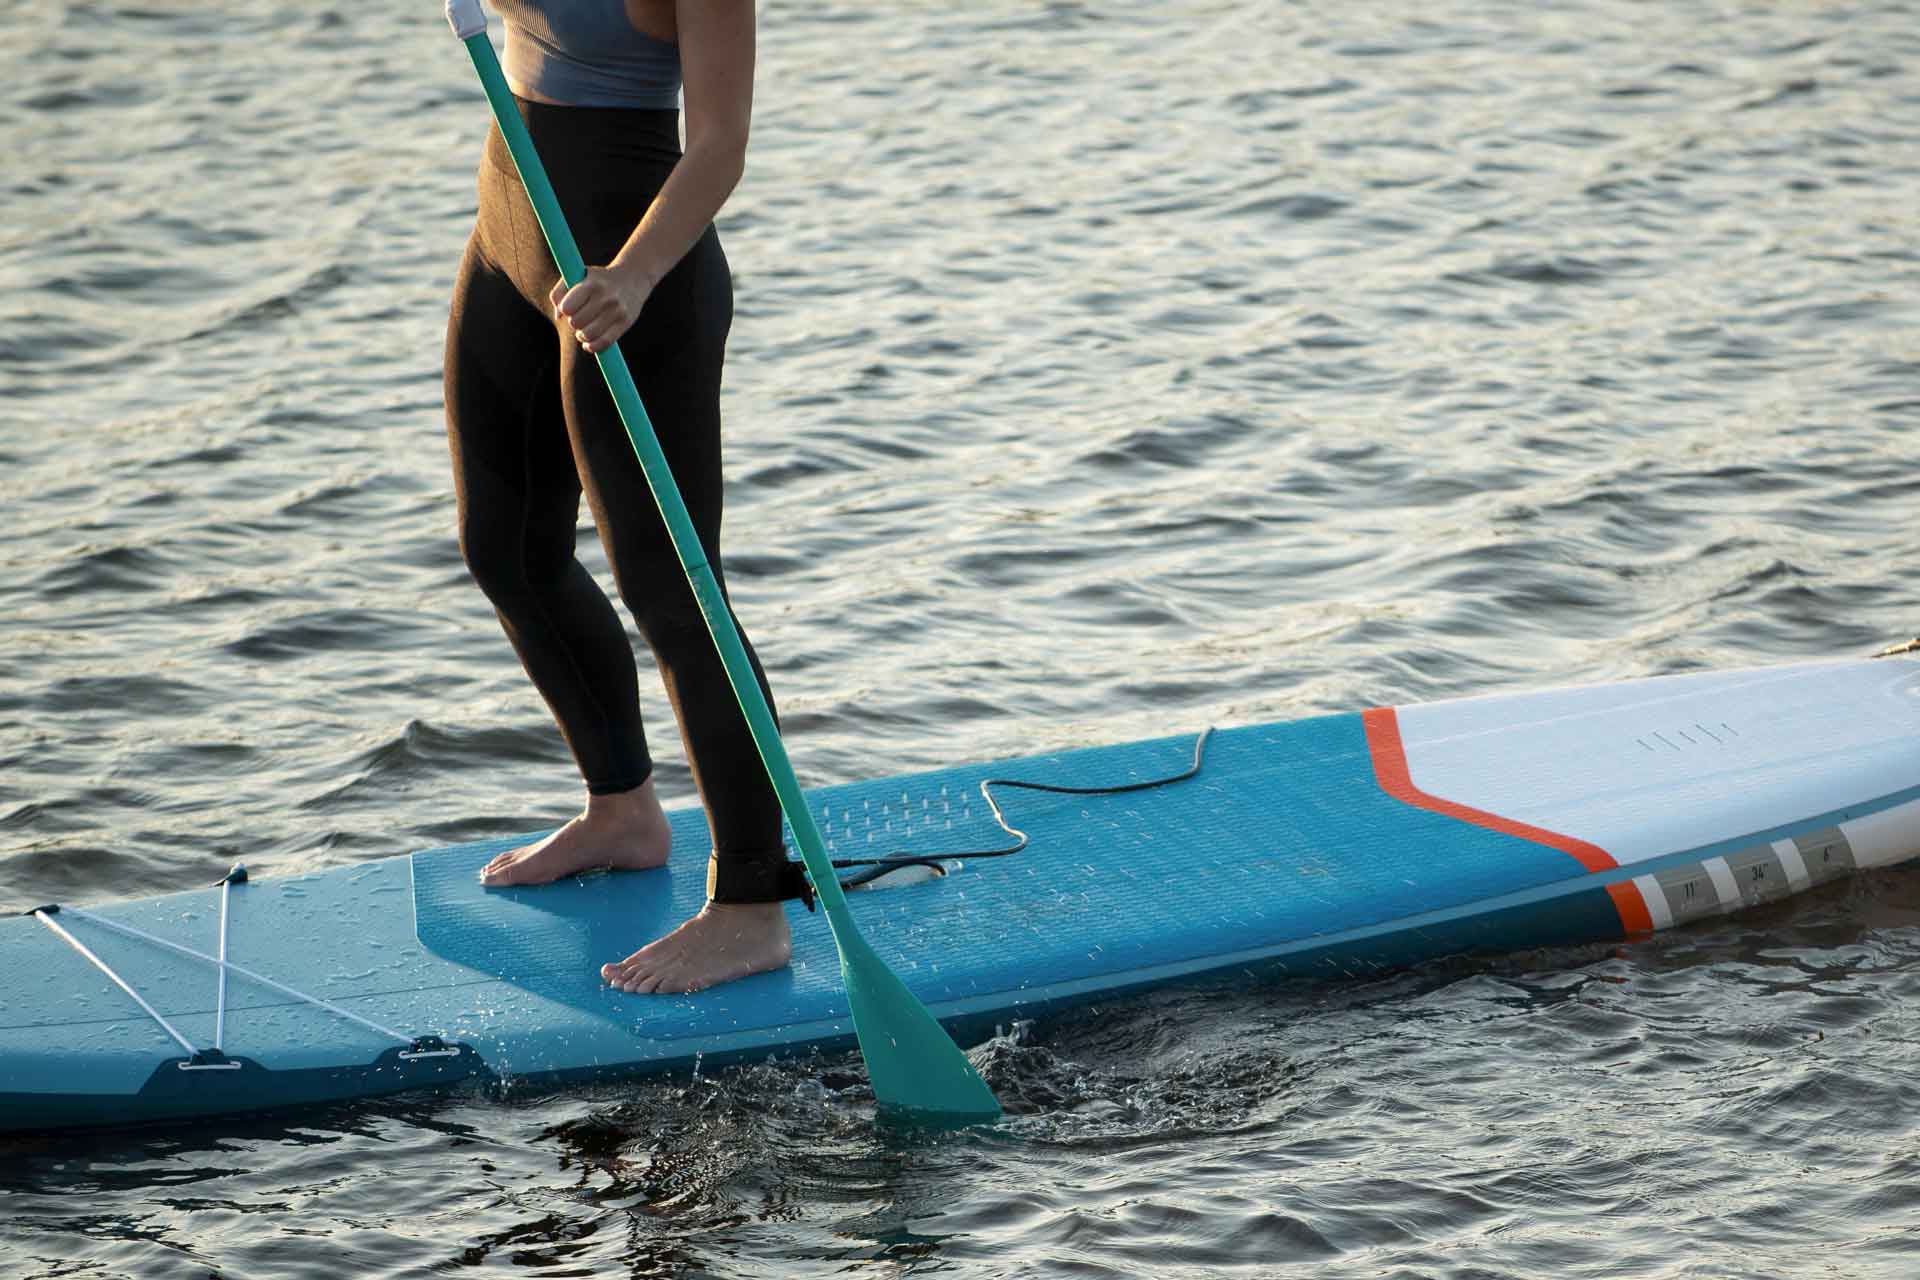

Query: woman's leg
left=444, top=230, right=674, bottom=884
left=561, top=227, right=798, bottom=992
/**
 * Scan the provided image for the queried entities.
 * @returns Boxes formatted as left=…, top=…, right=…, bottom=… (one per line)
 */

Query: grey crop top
left=491, top=1, right=682, bottom=110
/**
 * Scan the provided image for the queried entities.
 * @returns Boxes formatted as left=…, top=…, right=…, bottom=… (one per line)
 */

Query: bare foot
left=601, top=901, right=792, bottom=994
left=480, top=780, right=673, bottom=886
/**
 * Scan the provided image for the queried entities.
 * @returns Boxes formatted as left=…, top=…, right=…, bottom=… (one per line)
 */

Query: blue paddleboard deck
left=5, top=656, right=1917, bottom=1134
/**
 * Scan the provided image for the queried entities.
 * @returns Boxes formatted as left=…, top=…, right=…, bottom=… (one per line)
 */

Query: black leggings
left=443, top=99, right=784, bottom=873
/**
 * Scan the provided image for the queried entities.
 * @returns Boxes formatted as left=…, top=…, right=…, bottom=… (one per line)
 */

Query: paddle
left=442, top=0, right=1000, bottom=1123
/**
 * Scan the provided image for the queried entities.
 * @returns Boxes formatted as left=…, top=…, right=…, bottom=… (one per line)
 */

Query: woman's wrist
left=608, top=254, right=663, bottom=293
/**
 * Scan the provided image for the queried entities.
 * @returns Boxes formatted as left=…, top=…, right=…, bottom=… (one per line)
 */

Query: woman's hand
left=550, top=262, right=657, bottom=355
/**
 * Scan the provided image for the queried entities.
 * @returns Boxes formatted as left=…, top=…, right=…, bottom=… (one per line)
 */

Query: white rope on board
left=55, top=904, right=417, bottom=1048
left=33, top=909, right=201, bottom=1059
left=216, top=876, right=232, bottom=1053
left=33, top=901, right=462, bottom=1063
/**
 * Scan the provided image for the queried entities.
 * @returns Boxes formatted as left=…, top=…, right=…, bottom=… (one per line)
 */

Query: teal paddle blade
left=839, top=933, right=1002, bottom=1123
left=446, top=3, right=1000, bottom=1123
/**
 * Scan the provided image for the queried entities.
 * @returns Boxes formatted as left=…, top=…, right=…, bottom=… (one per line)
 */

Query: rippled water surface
left=4, top=1, right=1920, bottom=1276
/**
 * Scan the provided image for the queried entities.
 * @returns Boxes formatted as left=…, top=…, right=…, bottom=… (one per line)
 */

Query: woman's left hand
left=550, top=262, right=656, bottom=355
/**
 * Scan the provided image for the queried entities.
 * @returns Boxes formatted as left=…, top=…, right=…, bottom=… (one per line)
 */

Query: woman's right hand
left=550, top=262, right=657, bottom=355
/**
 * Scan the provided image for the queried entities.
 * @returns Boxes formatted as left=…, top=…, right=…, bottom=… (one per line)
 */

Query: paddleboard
left=5, top=653, right=1918, bottom=1134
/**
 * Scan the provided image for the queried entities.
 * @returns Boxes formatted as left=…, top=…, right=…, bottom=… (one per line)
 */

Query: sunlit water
left=3, top=1, right=1919, bottom=1275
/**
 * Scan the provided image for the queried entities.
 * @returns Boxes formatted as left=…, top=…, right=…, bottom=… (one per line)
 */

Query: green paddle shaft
left=445, top=2, right=998, bottom=1122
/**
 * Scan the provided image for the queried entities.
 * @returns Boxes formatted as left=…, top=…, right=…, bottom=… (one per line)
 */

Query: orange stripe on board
left=1606, top=881, right=1655, bottom=935
left=1361, top=706, right=1618, bottom=875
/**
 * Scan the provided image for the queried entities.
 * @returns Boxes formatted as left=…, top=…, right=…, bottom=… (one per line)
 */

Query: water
left=4, top=0, right=1919, bottom=1274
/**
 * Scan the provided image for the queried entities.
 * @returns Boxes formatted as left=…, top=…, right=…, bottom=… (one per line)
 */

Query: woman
left=443, top=0, right=802, bottom=994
